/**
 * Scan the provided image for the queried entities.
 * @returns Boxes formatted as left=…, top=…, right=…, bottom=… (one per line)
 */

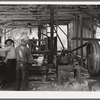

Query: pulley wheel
left=86, top=41, right=100, bottom=76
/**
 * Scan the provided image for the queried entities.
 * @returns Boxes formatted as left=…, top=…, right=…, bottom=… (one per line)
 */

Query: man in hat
left=0, top=39, right=16, bottom=86
left=15, top=35, right=37, bottom=90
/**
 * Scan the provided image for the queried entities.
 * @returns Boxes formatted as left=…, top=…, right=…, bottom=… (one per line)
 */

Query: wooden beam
left=0, top=17, right=73, bottom=22
left=31, top=50, right=50, bottom=54
left=0, top=20, right=12, bottom=28
left=5, top=21, right=71, bottom=28
left=0, top=11, right=32, bottom=15
left=84, top=19, right=100, bottom=28
left=79, top=8, right=100, bottom=26
left=0, top=11, right=75, bottom=17
left=1, top=7, right=100, bottom=15
left=50, top=5, right=54, bottom=64
left=82, top=22, right=95, bottom=31
left=38, top=25, right=41, bottom=47
left=72, top=37, right=100, bottom=41
left=79, top=14, right=84, bottom=68
left=87, top=5, right=100, bottom=19
left=79, top=9, right=95, bottom=19
left=67, top=24, right=70, bottom=49
left=75, top=17, right=79, bottom=55
left=0, top=14, right=75, bottom=19
left=30, top=39, right=45, bottom=41
left=41, top=33, right=49, bottom=37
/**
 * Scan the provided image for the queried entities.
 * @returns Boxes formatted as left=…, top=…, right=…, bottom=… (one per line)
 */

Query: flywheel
left=86, top=41, right=100, bottom=76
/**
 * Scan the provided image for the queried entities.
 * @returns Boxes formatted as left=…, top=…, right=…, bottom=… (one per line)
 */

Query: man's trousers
left=15, top=61, right=29, bottom=91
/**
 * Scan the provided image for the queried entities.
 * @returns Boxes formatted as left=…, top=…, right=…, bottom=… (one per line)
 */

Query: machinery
left=28, top=37, right=57, bottom=81
left=86, top=41, right=100, bottom=76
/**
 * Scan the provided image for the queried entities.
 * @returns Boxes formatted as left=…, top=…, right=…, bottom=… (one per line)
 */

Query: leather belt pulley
left=86, top=41, right=100, bottom=76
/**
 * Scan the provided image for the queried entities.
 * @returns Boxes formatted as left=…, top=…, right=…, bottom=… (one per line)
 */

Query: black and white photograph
left=0, top=2, right=100, bottom=93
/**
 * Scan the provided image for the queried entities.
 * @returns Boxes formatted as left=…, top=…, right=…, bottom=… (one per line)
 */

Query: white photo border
left=0, top=1, right=100, bottom=99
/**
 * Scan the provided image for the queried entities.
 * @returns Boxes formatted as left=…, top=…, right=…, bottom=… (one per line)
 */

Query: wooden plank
left=79, top=14, right=84, bottom=68
left=0, top=18, right=36, bottom=21
left=30, top=39, right=45, bottom=41
left=72, top=37, right=100, bottom=41
left=0, top=7, right=100, bottom=15
left=79, top=8, right=100, bottom=26
left=44, top=38, right=48, bottom=50
left=73, top=36, right=93, bottom=41
left=0, top=15, right=36, bottom=19
left=0, top=17, right=73, bottom=22
left=58, top=70, right=61, bottom=85
left=87, top=5, right=100, bottom=20
left=75, top=17, right=79, bottom=55
left=0, top=15, right=75, bottom=19
left=0, top=5, right=99, bottom=29
left=79, top=9, right=95, bottom=19
left=82, top=22, right=96, bottom=31
left=84, top=20, right=100, bottom=28
left=38, top=25, right=41, bottom=48
left=0, top=11, right=32, bottom=15
left=50, top=6, right=54, bottom=64
left=0, top=12, right=75, bottom=17
left=31, top=50, right=50, bottom=54
left=67, top=24, right=70, bottom=49
left=5, top=21, right=71, bottom=28
left=42, top=33, right=49, bottom=37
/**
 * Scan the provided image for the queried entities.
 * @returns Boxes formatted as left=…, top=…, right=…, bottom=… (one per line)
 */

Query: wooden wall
left=67, top=18, right=96, bottom=57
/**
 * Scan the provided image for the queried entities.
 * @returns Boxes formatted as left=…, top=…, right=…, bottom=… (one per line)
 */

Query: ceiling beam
left=0, top=11, right=32, bottom=15
left=86, top=5, right=100, bottom=19
left=5, top=20, right=70, bottom=28
left=0, top=16, right=73, bottom=21
left=86, top=5, right=100, bottom=24
left=84, top=19, right=100, bottom=28
left=0, top=8, right=100, bottom=14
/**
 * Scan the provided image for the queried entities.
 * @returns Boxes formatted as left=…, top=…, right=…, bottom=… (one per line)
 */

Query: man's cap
left=5, top=39, right=14, bottom=44
left=21, top=35, right=29, bottom=42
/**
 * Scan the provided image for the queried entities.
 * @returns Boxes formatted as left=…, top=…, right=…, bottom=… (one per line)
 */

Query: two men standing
left=0, top=35, right=36, bottom=90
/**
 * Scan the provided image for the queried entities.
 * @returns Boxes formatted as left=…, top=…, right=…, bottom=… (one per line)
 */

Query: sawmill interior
left=0, top=5, right=100, bottom=91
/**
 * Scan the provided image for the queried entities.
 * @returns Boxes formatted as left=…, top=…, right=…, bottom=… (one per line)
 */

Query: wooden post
left=0, top=29, right=2, bottom=47
left=79, top=14, right=84, bottom=67
left=73, top=18, right=75, bottom=51
left=50, top=6, right=54, bottom=64
left=76, top=17, right=79, bottom=55
left=58, top=70, right=61, bottom=85
left=67, top=24, right=70, bottom=50
left=38, top=25, right=41, bottom=46
left=38, top=25, right=42, bottom=51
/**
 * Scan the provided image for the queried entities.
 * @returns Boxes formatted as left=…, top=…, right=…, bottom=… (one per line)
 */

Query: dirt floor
left=28, top=71, right=90, bottom=91
left=0, top=65, right=100, bottom=91
left=28, top=70, right=100, bottom=91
